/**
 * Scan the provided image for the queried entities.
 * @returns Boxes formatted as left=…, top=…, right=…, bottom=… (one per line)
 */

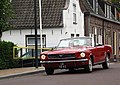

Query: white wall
left=2, top=28, right=65, bottom=47
left=2, top=30, right=26, bottom=46
left=63, top=0, right=84, bottom=38
left=42, top=28, right=66, bottom=47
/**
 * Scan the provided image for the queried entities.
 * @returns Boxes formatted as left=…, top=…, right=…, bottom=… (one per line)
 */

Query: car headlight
left=80, top=52, right=85, bottom=58
left=41, top=55, right=46, bottom=60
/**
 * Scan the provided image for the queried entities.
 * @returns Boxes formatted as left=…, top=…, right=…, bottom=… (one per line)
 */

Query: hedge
left=0, top=41, right=19, bottom=69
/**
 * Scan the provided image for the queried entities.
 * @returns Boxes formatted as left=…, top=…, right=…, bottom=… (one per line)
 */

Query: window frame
left=25, top=35, right=46, bottom=47
left=73, top=3, right=77, bottom=24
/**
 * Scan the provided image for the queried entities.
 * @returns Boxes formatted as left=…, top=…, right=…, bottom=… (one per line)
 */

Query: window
left=26, top=35, right=46, bottom=47
left=88, top=0, right=93, bottom=8
left=113, top=32, right=117, bottom=55
left=111, top=7, right=117, bottom=20
left=118, top=32, right=120, bottom=56
left=98, top=0, right=105, bottom=13
left=97, top=28, right=102, bottom=44
left=73, top=4, right=77, bottom=24
left=76, top=34, right=79, bottom=37
left=111, top=6, right=115, bottom=16
left=27, top=37, right=45, bottom=46
left=25, top=35, right=46, bottom=57
left=105, top=5, right=111, bottom=18
left=71, top=34, right=74, bottom=38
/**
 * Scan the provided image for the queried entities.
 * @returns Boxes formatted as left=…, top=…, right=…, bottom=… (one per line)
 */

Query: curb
left=0, top=69, right=45, bottom=80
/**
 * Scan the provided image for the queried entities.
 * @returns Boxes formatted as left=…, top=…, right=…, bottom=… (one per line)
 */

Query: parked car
left=40, top=37, right=112, bottom=75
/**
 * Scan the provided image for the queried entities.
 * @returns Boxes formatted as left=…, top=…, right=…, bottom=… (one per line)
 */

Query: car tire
left=45, top=68, right=54, bottom=75
left=84, top=58, right=93, bottom=73
left=102, top=55, right=110, bottom=69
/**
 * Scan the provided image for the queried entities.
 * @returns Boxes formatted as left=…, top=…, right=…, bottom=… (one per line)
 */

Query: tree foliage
left=0, top=0, right=13, bottom=38
left=0, top=41, right=19, bottom=69
left=112, top=0, right=120, bottom=2
left=112, top=0, right=120, bottom=6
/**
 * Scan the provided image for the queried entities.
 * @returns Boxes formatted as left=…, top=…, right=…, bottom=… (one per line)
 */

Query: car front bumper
left=40, top=59, right=89, bottom=69
left=40, top=59, right=88, bottom=64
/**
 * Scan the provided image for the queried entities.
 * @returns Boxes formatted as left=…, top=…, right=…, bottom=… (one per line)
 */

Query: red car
left=40, top=37, right=112, bottom=75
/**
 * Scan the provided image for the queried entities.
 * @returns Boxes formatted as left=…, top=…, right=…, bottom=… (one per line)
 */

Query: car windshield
left=57, top=37, right=92, bottom=48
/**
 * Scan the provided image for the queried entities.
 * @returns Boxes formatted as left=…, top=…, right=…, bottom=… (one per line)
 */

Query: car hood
left=41, top=46, right=92, bottom=55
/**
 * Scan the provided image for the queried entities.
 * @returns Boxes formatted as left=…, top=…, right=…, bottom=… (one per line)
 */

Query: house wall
left=63, top=0, right=84, bottom=38
left=1, top=0, right=84, bottom=48
left=85, top=15, right=120, bottom=59
left=83, top=0, right=120, bottom=59
left=2, top=28, right=65, bottom=47
left=2, top=29, right=27, bottom=46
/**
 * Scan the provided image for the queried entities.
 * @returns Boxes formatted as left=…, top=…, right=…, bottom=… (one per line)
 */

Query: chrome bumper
left=40, top=59, right=88, bottom=64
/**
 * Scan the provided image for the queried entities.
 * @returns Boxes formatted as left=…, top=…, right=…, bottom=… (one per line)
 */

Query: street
left=0, top=63, right=120, bottom=85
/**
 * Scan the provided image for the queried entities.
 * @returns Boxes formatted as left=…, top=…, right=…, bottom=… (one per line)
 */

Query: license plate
left=59, top=63, right=66, bottom=69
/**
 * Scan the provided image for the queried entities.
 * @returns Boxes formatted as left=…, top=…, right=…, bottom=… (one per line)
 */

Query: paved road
left=0, top=63, right=120, bottom=85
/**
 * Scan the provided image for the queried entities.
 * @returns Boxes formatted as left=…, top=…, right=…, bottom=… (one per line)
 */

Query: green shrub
left=0, top=41, right=19, bottom=69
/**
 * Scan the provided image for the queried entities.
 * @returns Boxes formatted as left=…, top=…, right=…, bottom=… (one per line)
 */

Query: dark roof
left=79, top=0, right=120, bottom=23
left=10, top=0, right=67, bottom=29
left=79, top=0, right=94, bottom=13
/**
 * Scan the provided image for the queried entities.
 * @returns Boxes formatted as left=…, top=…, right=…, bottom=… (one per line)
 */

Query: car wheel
left=84, top=58, right=93, bottom=73
left=45, top=68, right=54, bottom=75
left=102, top=55, right=110, bottom=69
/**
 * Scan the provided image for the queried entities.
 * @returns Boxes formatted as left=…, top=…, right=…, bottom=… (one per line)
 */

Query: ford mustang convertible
left=40, top=37, right=112, bottom=75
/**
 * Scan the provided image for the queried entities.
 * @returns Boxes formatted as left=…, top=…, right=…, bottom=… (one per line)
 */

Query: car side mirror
left=51, top=46, right=57, bottom=50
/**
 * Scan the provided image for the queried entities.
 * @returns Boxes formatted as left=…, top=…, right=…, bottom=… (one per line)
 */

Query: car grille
left=47, top=54, right=76, bottom=59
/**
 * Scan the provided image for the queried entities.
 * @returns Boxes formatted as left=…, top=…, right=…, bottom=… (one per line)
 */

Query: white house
left=2, top=0, right=84, bottom=48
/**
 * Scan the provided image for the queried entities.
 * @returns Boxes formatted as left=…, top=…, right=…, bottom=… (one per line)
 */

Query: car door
left=89, top=47, right=100, bottom=63
left=96, top=45, right=105, bottom=62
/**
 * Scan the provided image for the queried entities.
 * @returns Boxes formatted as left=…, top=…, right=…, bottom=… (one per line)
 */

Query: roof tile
left=11, top=0, right=66, bottom=29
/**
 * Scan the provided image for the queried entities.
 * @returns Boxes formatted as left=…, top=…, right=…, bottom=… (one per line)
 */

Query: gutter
left=84, top=12, right=120, bottom=25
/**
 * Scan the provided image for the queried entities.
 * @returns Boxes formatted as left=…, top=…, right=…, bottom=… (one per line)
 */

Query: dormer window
left=111, top=6, right=116, bottom=20
left=105, top=4, right=111, bottom=18
left=88, top=0, right=97, bottom=13
left=98, top=0, right=105, bottom=16
left=73, top=4, right=77, bottom=24
left=88, top=0, right=93, bottom=8
left=111, top=7, right=117, bottom=20
left=98, top=0, right=105, bottom=13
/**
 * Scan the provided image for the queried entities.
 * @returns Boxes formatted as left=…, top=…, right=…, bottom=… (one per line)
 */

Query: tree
left=0, top=0, right=12, bottom=39
left=112, top=0, right=120, bottom=6
left=112, top=0, right=120, bottom=2
left=112, top=0, right=120, bottom=11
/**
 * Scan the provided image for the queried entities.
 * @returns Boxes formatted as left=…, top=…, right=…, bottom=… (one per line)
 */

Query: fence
left=13, top=46, right=52, bottom=67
